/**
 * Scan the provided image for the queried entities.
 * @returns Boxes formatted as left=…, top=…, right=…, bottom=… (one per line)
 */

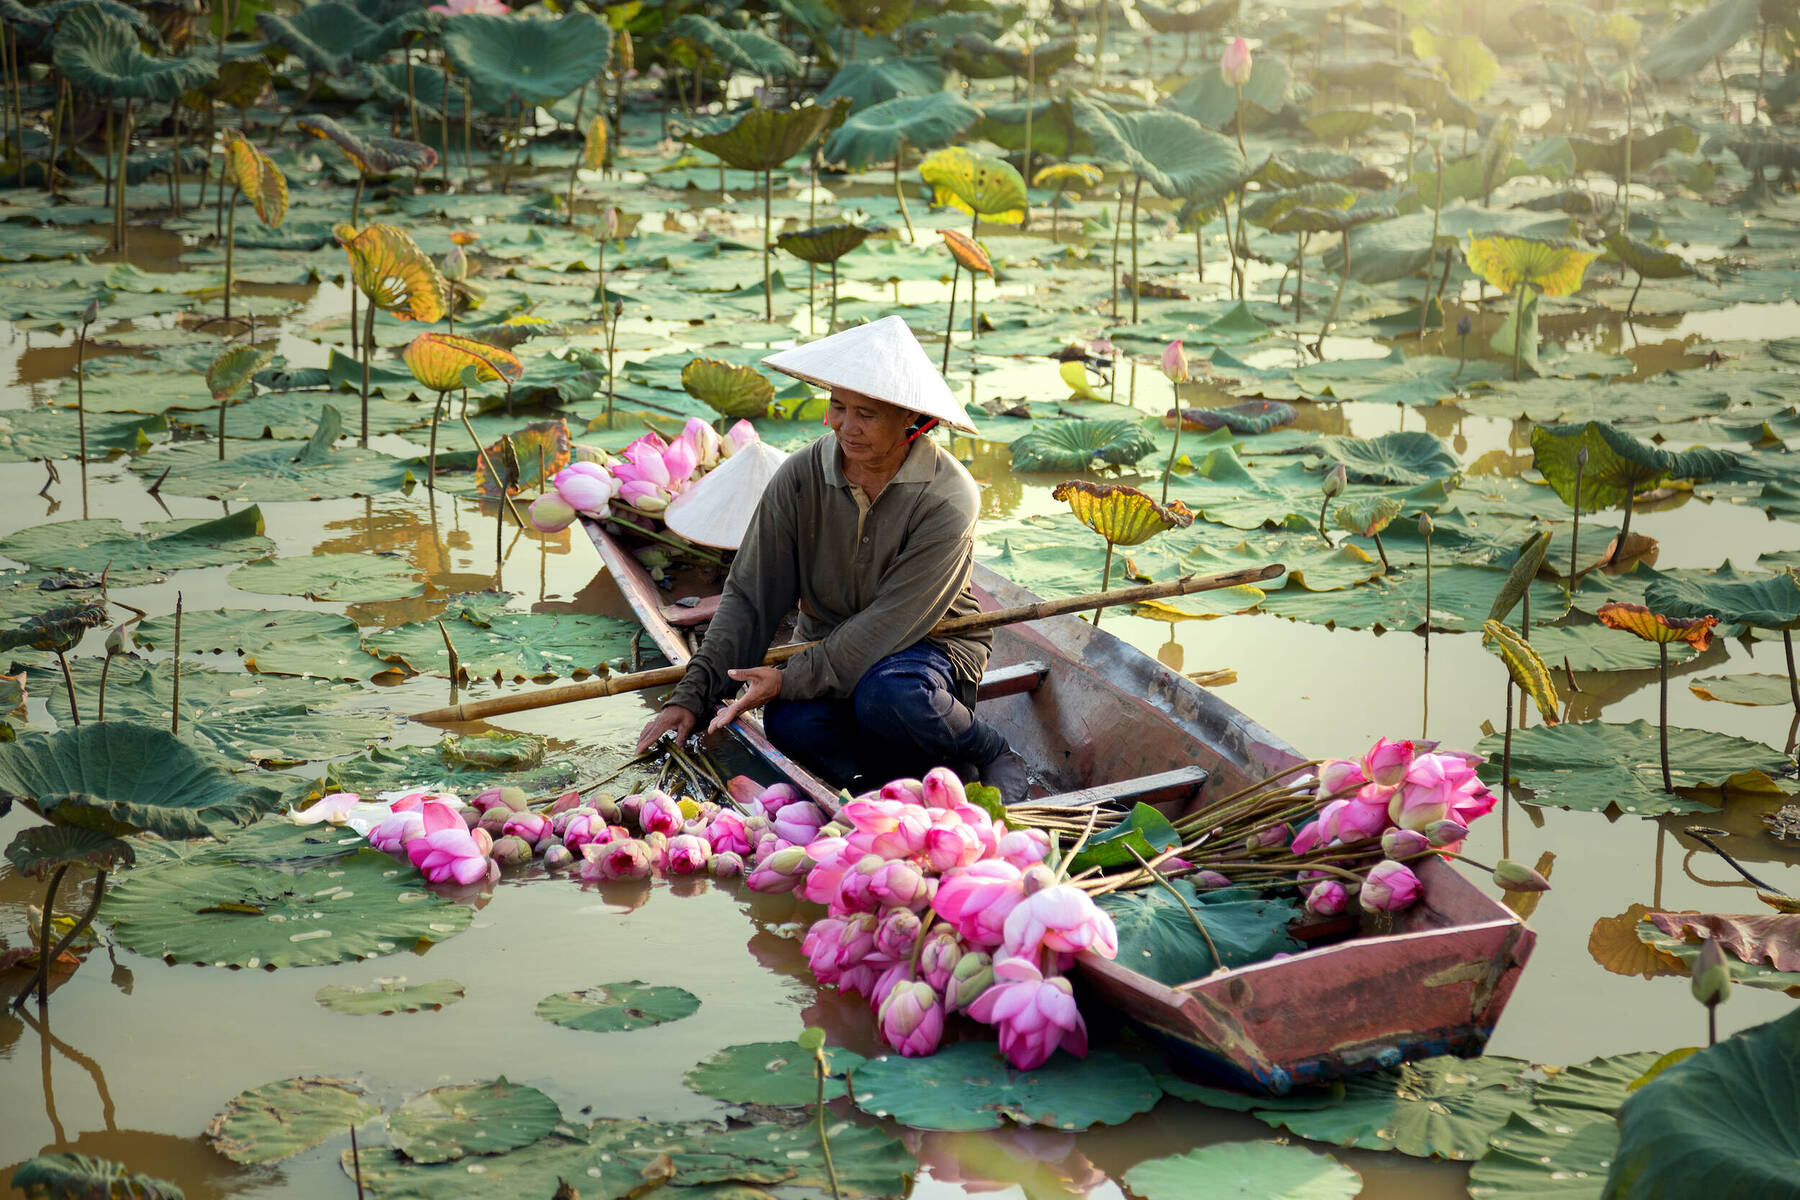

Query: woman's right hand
left=635, top=704, right=697, bottom=755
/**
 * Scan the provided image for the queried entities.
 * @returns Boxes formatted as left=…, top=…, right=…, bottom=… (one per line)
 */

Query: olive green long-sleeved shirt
left=665, top=431, right=990, bottom=717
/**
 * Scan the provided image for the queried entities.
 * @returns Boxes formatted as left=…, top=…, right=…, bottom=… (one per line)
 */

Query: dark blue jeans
left=763, top=643, right=1004, bottom=789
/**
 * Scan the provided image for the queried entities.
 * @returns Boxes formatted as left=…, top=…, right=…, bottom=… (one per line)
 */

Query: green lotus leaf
left=365, top=600, right=635, bottom=682
left=683, top=1040, right=868, bottom=1107
left=0, top=508, right=271, bottom=587
left=1634, top=920, right=1800, bottom=993
left=1096, top=877, right=1303, bottom=985
left=1259, top=563, right=1570, bottom=633
left=297, top=114, right=438, bottom=176
left=1644, top=0, right=1759, bottom=81
left=852, top=1041, right=1161, bottom=1131
left=969, top=96, right=1093, bottom=157
left=1125, top=1142, right=1361, bottom=1200
left=536, top=981, right=700, bottom=1033
left=1168, top=54, right=1295, bottom=128
left=1523, top=623, right=1697, bottom=673
left=1311, top=431, right=1459, bottom=487
left=1534, top=1051, right=1667, bottom=1114
left=1181, top=532, right=1383, bottom=593
left=681, top=99, right=846, bottom=172
left=817, top=56, right=946, bottom=110
left=0, top=599, right=108, bottom=654
left=1303, top=108, right=1385, bottom=143
left=53, top=5, right=211, bottom=102
left=387, top=1079, right=562, bottom=1164
left=178, top=816, right=367, bottom=868
left=668, top=14, right=801, bottom=78
left=917, top=145, right=1028, bottom=223
left=1008, top=418, right=1157, bottom=472
left=316, top=977, right=467, bottom=1016
left=363, top=59, right=473, bottom=123
left=126, top=427, right=413, bottom=503
left=0, top=721, right=284, bottom=838
left=1475, top=720, right=1786, bottom=815
left=1073, top=99, right=1249, bottom=203
left=821, top=92, right=981, bottom=168
left=0, top=570, right=104, bottom=626
left=8, top=1153, right=184, bottom=1200
left=134, top=608, right=360, bottom=656
left=255, top=2, right=387, bottom=74
left=943, top=32, right=1078, bottom=79
left=1601, top=230, right=1695, bottom=280
left=102, top=849, right=474, bottom=967
left=1531, top=422, right=1740, bottom=513
left=1183, top=400, right=1298, bottom=434
left=828, top=0, right=915, bottom=36
left=4, top=824, right=135, bottom=878
left=1334, top=494, right=1404, bottom=538
left=1644, top=569, right=1800, bottom=630
left=775, top=222, right=875, bottom=264
left=204, top=1076, right=380, bottom=1164
left=1689, top=674, right=1797, bottom=706
left=1606, top=1007, right=1800, bottom=1196
left=1410, top=25, right=1500, bottom=102
left=1253, top=1056, right=1533, bottom=1159
left=680, top=356, right=775, bottom=418
left=212, top=389, right=420, bottom=440
left=229, top=553, right=422, bottom=603
left=1468, top=1109, right=1620, bottom=1199
left=442, top=9, right=611, bottom=108
left=0, top=408, right=170, bottom=463
left=206, top=345, right=272, bottom=407
left=1244, top=183, right=1358, bottom=232
left=316, top=744, right=581, bottom=800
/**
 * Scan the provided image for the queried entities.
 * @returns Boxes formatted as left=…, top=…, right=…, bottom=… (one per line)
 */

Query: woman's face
left=826, top=388, right=913, bottom=467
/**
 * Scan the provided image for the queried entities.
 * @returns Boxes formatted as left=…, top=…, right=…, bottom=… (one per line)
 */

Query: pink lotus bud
left=771, top=800, right=828, bottom=846
left=1424, top=818, right=1469, bottom=848
left=1492, top=859, right=1551, bottom=893
left=752, top=782, right=800, bottom=819
left=542, top=843, right=574, bottom=870
left=601, top=205, right=620, bottom=239
left=469, top=787, right=505, bottom=813
left=878, top=980, right=945, bottom=1057
left=1360, top=860, right=1422, bottom=912
left=931, top=860, right=1026, bottom=950
left=642, top=830, right=668, bottom=853
left=478, top=807, right=513, bottom=836
left=727, top=775, right=764, bottom=808
left=469, top=827, right=494, bottom=856
left=708, top=851, right=745, bottom=879
left=918, top=927, right=965, bottom=992
left=1322, top=464, right=1347, bottom=498
left=661, top=833, right=712, bottom=875
left=502, top=812, right=550, bottom=844
left=1245, top=824, right=1290, bottom=851
left=559, top=810, right=610, bottom=851
left=746, top=860, right=802, bottom=893
left=921, top=766, right=967, bottom=810
left=994, top=827, right=1051, bottom=868
left=721, top=419, right=759, bottom=456
left=875, top=907, right=922, bottom=959
left=706, top=811, right=753, bottom=856
left=589, top=795, right=621, bottom=824
left=1289, top=819, right=1325, bottom=856
left=581, top=837, right=653, bottom=882
left=549, top=790, right=584, bottom=815
left=491, top=834, right=533, bottom=866
left=1333, top=794, right=1391, bottom=844
left=638, top=791, right=684, bottom=836
left=1161, top=339, right=1189, bottom=384
left=1192, top=870, right=1234, bottom=889
left=1222, top=36, right=1253, bottom=87
left=1019, top=863, right=1056, bottom=897
left=1362, top=738, right=1415, bottom=788
left=1382, top=828, right=1431, bottom=858
left=529, top=492, right=578, bottom=532
left=1389, top=754, right=1456, bottom=831
left=944, top=949, right=994, bottom=1013
left=1319, top=758, right=1368, bottom=797
left=869, top=860, right=932, bottom=910
left=1305, top=879, right=1348, bottom=916
left=802, top=916, right=848, bottom=983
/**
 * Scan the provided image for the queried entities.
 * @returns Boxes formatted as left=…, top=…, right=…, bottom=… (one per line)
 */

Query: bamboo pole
left=412, top=564, right=1287, bottom=723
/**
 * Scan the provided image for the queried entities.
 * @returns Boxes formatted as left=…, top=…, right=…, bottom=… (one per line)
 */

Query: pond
left=4, top=4, right=1800, bottom=1199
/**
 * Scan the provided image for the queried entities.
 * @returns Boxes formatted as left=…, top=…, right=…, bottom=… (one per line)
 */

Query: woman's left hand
left=707, top=666, right=784, bottom=734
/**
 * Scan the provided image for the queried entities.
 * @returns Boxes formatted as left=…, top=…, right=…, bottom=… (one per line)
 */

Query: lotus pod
left=681, top=358, right=775, bottom=420
left=222, top=130, right=288, bottom=227
left=1481, top=619, right=1561, bottom=725
left=1050, top=480, right=1194, bottom=546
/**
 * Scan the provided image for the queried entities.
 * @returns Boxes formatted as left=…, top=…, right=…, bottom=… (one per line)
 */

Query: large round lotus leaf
left=1259, top=564, right=1569, bottom=633
left=229, top=553, right=423, bottom=603
left=775, top=223, right=875, bottom=265
left=918, top=145, right=1028, bottom=224
left=1605, top=1007, right=1800, bottom=1198
left=1182, top=535, right=1382, bottom=593
left=1531, top=421, right=1739, bottom=514
left=255, top=1, right=386, bottom=74
left=817, top=56, right=947, bottom=111
left=970, top=96, right=1093, bottom=157
left=4, top=824, right=135, bottom=878
left=53, top=5, right=211, bottom=101
left=1690, top=674, right=1797, bottom=706
left=1469, top=1108, right=1619, bottom=1199
left=944, top=32, right=1079, bottom=79
left=1521, top=624, right=1695, bottom=673
left=1183, top=400, right=1297, bottom=435
left=204, top=1076, right=380, bottom=1164
left=0, top=722, right=283, bottom=838
left=127, top=432, right=413, bottom=502
left=1009, top=419, right=1157, bottom=472
left=0, top=407, right=170, bottom=463
left=7, top=1153, right=184, bottom=1200
left=822, top=92, right=981, bottom=168
left=1601, top=230, right=1693, bottom=281
left=682, top=100, right=844, bottom=172
left=101, top=849, right=475, bottom=968
left=1073, top=99, right=1248, bottom=203
left=135, top=609, right=360, bottom=656
left=316, top=977, right=467, bottom=1016
left=1475, top=720, right=1787, bottom=816
left=1645, top=569, right=1800, bottom=631
left=535, top=982, right=700, bottom=1033
left=219, top=389, right=420, bottom=440
left=1245, top=183, right=1358, bottom=232
left=1051, top=480, right=1193, bottom=547
left=1535, top=1051, right=1666, bottom=1114
left=0, top=508, right=272, bottom=586
left=318, top=744, right=581, bottom=799
left=1253, top=1056, right=1534, bottom=1160
left=851, top=1042, right=1161, bottom=1132
left=185, top=817, right=367, bottom=868
left=1124, top=1141, right=1361, bottom=1200
left=366, top=603, right=635, bottom=682
left=1466, top=234, right=1598, bottom=298
left=1644, top=0, right=1759, bottom=81
left=1097, top=877, right=1302, bottom=985
left=387, top=1079, right=562, bottom=1164
left=1311, top=431, right=1459, bottom=486
left=681, top=357, right=775, bottom=419
left=683, top=1040, right=868, bottom=1107
left=441, top=10, right=611, bottom=108
left=667, top=14, right=800, bottom=79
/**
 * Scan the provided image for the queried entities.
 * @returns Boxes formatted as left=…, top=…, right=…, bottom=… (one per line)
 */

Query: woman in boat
left=635, top=316, right=1028, bottom=800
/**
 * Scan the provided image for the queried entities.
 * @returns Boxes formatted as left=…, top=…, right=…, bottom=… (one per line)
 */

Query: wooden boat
left=583, top=517, right=1536, bottom=1095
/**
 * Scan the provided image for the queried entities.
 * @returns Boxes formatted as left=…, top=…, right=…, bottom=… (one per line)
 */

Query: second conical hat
left=761, top=315, right=976, bottom=432
left=664, top=441, right=790, bottom=550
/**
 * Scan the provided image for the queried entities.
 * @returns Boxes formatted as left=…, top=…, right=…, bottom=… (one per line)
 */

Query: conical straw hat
left=664, top=441, right=790, bottom=550
left=761, top=315, right=976, bottom=432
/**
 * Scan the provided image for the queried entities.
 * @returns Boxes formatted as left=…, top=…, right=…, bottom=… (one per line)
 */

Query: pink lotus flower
left=1289, top=818, right=1325, bottom=856
left=969, top=956, right=1087, bottom=1070
left=661, top=833, right=711, bottom=875
left=559, top=809, right=611, bottom=852
left=638, top=791, right=685, bottom=836
left=878, top=980, right=946, bottom=1057
left=1305, top=880, right=1348, bottom=916
left=1362, top=738, right=1415, bottom=788
left=1361, top=860, right=1422, bottom=912
left=926, top=818, right=988, bottom=872
left=706, top=811, right=753, bottom=855
left=751, top=782, right=800, bottom=819
left=297, top=791, right=361, bottom=825
left=1001, top=884, right=1119, bottom=961
left=662, top=435, right=700, bottom=487
left=721, top=420, right=760, bottom=456
left=931, top=860, right=1027, bottom=950
left=835, top=854, right=888, bottom=913
left=868, top=859, right=932, bottom=910
left=406, top=800, right=497, bottom=886
left=502, top=812, right=551, bottom=845
left=581, top=837, right=653, bottom=881
left=553, top=461, right=616, bottom=516
left=529, top=492, right=578, bottom=532
left=678, top=417, right=721, bottom=471
left=771, top=799, right=828, bottom=846
left=994, top=828, right=1051, bottom=868
left=431, top=0, right=510, bottom=15
left=1319, top=758, right=1367, bottom=797
left=799, top=835, right=854, bottom=904
left=803, top=916, right=849, bottom=984
left=368, top=807, right=425, bottom=854
left=1389, top=754, right=1457, bottom=831
left=1161, top=339, right=1189, bottom=384
left=1331, top=791, right=1392, bottom=845
left=1221, top=37, right=1253, bottom=87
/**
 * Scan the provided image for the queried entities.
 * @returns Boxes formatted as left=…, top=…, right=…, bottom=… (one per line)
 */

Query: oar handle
left=410, top=562, right=1285, bottom=724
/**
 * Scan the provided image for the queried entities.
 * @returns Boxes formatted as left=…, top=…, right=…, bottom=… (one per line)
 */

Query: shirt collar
left=820, top=430, right=938, bottom=490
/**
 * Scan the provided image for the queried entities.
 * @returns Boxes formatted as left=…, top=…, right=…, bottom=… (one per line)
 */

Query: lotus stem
left=15, top=865, right=68, bottom=1011
left=760, top=168, right=776, bottom=323
left=441, top=56, right=452, bottom=193
left=1453, top=329, right=1468, bottom=380
left=352, top=174, right=366, bottom=227
left=1420, top=155, right=1443, bottom=337
left=1127, top=844, right=1222, bottom=965
left=1294, top=234, right=1304, bottom=322
left=1501, top=675, right=1513, bottom=800
left=1317, top=495, right=1332, bottom=546
left=171, top=591, right=182, bottom=735
left=1659, top=641, right=1672, bottom=792
left=1162, top=382, right=1182, bottom=505
left=459, top=412, right=526, bottom=529
left=103, top=102, right=113, bottom=209
left=1373, top=530, right=1390, bottom=572
left=829, top=259, right=839, bottom=332
left=427, top=390, right=445, bottom=490
left=349, top=277, right=359, bottom=356
left=360, top=301, right=377, bottom=448
left=114, top=99, right=132, bottom=253
left=462, top=78, right=473, bottom=183
left=1129, top=175, right=1142, bottom=322
left=1092, top=541, right=1114, bottom=626
left=1617, top=488, right=1636, bottom=556
left=941, top=265, right=958, bottom=374
left=1508, top=285, right=1526, bottom=380
left=1784, top=629, right=1800, bottom=719
left=75, top=314, right=90, bottom=466
left=812, top=1046, right=843, bottom=1200
left=223, top=194, right=238, bottom=325
left=47, top=79, right=66, bottom=196
left=1569, top=454, right=1583, bottom=590
left=565, top=82, right=587, bottom=226
left=1109, top=182, right=1125, bottom=320
left=54, top=650, right=78, bottom=727
left=1314, top=225, right=1352, bottom=353
left=1422, top=525, right=1432, bottom=705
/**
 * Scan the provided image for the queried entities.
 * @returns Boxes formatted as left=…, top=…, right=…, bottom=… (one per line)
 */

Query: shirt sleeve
left=778, top=492, right=975, bottom=700
left=664, top=465, right=801, bottom=717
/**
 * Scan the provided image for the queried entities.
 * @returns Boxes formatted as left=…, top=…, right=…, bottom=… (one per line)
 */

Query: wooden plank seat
left=1030, top=766, right=1209, bottom=811
left=661, top=594, right=722, bottom=626
left=975, top=660, right=1050, bottom=701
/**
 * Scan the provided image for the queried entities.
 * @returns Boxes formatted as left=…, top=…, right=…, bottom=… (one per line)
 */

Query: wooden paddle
left=410, top=563, right=1285, bottom=724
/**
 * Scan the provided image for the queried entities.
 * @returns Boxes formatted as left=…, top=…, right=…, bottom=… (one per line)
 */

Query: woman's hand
left=635, top=704, right=697, bottom=755
left=706, top=666, right=783, bottom=735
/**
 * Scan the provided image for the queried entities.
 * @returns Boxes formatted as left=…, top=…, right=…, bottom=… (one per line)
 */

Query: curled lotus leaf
left=919, top=145, right=1029, bottom=224
left=1334, top=495, right=1403, bottom=538
left=1052, top=480, right=1195, bottom=547
left=8, top=1154, right=184, bottom=1200
left=1244, top=182, right=1358, bottom=232
left=1596, top=601, right=1719, bottom=651
left=775, top=223, right=875, bottom=265
left=1180, top=400, right=1296, bottom=435
left=1481, top=620, right=1560, bottom=725
left=335, top=223, right=449, bottom=321
left=51, top=4, right=211, bottom=102
left=1530, top=421, right=1739, bottom=512
left=1032, top=161, right=1105, bottom=192
left=221, top=130, right=288, bottom=227
left=206, top=345, right=272, bottom=405
left=941, top=228, right=994, bottom=276
left=681, top=357, right=774, bottom=419
left=0, top=599, right=108, bottom=654
left=441, top=9, right=613, bottom=108
left=4, top=824, right=136, bottom=879
left=945, top=32, right=1080, bottom=79
left=1643, top=569, right=1800, bottom=632
left=667, top=14, right=802, bottom=79
left=582, top=112, right=608, bottom=170
left=681, top=99, right=847, bottom=172
left=1601, top=230, right=1694, bottom=281
left=1009, top=419, right=1158, bottom=472
left=1465, top=233, right=1598, bottom=297
left=476, top=421, right=571, bottom=499
left=403, top=332, right=524, bottom=394
left=297, top=114, right=437, bottom=175
left=821, top=91, right=981, bottom=168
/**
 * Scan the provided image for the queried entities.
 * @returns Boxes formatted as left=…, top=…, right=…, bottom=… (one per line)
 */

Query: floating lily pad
left=387, top=1078, right=562, bottom=1164
left=1097, top=878, right=1303, bottom=985
left=1476, top=720, right=1787, bottom=815
left=535, top=982, right=701, bottom=1033
left=1467, top=1109, right=1619, bottom=1199
left=1124, top=1141, right=1361, bottom=1200
left=1524, top=624, right=1697, bottom=673
left=316, top=978, right=467, bottom=1016
left=195, top=816, right=366, bottom=867
left=1253, top=1056, right=1534, bottom=1160
left=1310, top=431, right=1460, bottom=486
left=102, top=849, right=474, bottom=968
left=204, top=1076, right=380, bottom=1164
left=0, top=721, right=283, bottom=838
left=127, top=433, right=412, bottom=501
left=1260, top=565, right=1569, bottom=633
left=0, top=508, right=273, bottom=585
left=851, top=1041, right=1161, bottom=1131
left=1689, top=675, right=1797, bottom=706
left=135, top=608, right=360, bottom=656
left=0, top=407, right=169, bottom=463
left=684, top=1041, right=869, bottom=1107
left=229, top=553, right=422, bottom=603
left=1644, top=569, right=1800, bottom=632
left=366, top=599, right=635, bottom=682
left=1009, top=418, right=1157, bottom=472
left=317, top=744, right=582, bottom=798
left=1534, top=1051, right=1666, bottom=1114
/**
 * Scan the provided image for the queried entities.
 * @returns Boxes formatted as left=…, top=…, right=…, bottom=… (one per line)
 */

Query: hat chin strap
left=904, top=417, right=939, bottom=444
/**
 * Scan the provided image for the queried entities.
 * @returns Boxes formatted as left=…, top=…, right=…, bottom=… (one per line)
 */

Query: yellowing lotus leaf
left=1333, top=494, right=1403, bottom=538
left=941, top=228, right=994, bottom=276
left=1051, top=480, right=1194, bottom=547
left=1481, top=619, right=1560, bottom=725
left=1465, top=234, right=1598, bottom=297
left=403, top=333, right=524, bottom=394
left=582, top=113, right=608, bottom=171
left=222, top=130, right=288, bottom=227
left=1032, top=162, right=1104, bottom=191
left=919, top=146, right=1028, bottom=225
left=336, top=223, right=449, bottom=321
left=1597, top=602, right=1718, bottom=651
